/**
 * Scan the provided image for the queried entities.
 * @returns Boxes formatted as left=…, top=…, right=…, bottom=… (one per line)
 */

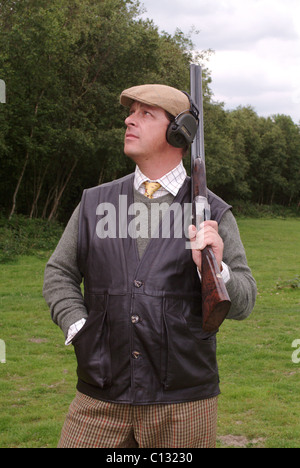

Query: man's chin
left=124, top=147, right=141, bottom=163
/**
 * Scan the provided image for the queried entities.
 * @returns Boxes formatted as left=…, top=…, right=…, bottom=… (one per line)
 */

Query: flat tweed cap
left=120, top=84, right=190, bottom=117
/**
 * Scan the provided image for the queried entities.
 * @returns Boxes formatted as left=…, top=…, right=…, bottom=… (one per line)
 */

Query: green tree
left=2, top=0, right=298, bottom=220
left=272, top=115, right=300, bottom=205
left=0, top=0, right=204, bottom=221
left=203, top=101, right=253, bottom=202
left=227, top=106, right=262, bottom=201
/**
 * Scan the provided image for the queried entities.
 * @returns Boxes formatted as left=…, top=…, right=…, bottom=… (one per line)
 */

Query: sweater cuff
left=65, top=318, right=86, bottom=345
left=198, top=261, right=230, bottom=284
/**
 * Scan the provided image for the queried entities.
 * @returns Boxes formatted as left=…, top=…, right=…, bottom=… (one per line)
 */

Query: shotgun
left=190, top=64, right=231, bottom=332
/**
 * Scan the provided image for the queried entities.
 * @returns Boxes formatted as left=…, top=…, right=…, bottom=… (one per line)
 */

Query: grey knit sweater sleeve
left=219, top=210, right=257, bottom=320
left=43, top=204, right=87, bottom=338
left=43, top=204, right=256, bottom=338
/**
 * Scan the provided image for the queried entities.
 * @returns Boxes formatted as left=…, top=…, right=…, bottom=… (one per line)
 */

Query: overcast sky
left=139, top=0, right=300, bottom=123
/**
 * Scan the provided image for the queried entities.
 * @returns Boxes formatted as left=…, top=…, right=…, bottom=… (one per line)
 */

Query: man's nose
left=125, top=113, right=137, bottom=127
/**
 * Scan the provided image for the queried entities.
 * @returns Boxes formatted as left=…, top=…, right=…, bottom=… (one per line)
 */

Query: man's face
left=124, top=102, right=170, bottom=163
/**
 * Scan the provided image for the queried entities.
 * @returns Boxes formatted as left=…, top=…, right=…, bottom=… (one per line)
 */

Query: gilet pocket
left=162, top=298, right=219, bottom=391
left=72, top=294, right=112, bottom=388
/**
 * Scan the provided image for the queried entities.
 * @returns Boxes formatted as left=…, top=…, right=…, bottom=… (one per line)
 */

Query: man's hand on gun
left=188, top=221, right=224, bottom=273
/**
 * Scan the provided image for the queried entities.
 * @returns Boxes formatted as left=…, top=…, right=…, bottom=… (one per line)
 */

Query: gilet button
left=134, top=280, right=143, bottom=288
left=132, top=351, right=141, bottom=359
left=131, top=315, right=140, bottom=324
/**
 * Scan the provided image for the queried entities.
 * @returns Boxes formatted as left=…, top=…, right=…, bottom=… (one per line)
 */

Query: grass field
left=0, top=218, right=299, bottom=448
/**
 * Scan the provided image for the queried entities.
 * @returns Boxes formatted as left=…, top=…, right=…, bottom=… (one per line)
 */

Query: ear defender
left=166, top=92, right=199, bottom=148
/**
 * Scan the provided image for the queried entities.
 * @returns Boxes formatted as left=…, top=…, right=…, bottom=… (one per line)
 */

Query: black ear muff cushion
left=166, top=114, right=198, bottom=148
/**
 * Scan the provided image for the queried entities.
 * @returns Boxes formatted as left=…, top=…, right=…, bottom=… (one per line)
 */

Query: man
left=43, top=84, right=257, bottom=448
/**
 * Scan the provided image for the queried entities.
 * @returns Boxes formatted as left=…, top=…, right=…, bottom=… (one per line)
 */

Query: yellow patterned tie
left=143, top=181, right=161, bottom=199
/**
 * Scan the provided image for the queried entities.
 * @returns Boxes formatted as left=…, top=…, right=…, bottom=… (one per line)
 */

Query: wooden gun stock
left=201, top=246, right=231, bottom=332
left=192, top=160, right=231, bottom=331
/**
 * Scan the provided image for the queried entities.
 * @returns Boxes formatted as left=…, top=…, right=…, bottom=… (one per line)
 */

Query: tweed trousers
left=58, top=391, right=218, bottom=448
